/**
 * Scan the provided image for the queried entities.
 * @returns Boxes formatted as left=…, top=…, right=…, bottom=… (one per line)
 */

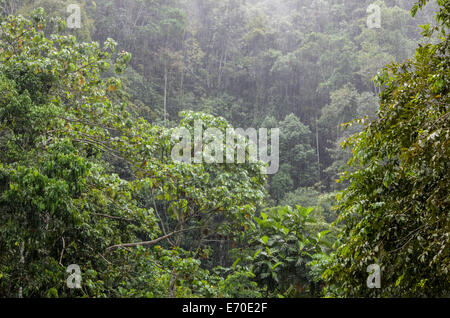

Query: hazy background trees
left=0, top=0, right=447, bottom=297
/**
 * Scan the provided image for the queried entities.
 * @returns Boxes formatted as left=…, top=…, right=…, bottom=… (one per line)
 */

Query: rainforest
left=0, top=0, right=448, bottom=298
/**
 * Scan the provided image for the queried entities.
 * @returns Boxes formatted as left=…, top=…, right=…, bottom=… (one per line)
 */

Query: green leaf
left=253, top=249, right=262, bottom=259
left=272, top=262, right=282, bottom=270
left=232, top=258, right=241, bottom=269
left=261, top=236, right=269, bottom=245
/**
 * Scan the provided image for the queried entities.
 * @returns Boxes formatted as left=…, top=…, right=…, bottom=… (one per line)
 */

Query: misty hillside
left=0, top=0, right=448, bottom=299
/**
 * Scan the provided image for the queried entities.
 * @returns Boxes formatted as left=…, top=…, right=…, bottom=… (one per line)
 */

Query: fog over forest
left=0, top=0, right=448, bottom=300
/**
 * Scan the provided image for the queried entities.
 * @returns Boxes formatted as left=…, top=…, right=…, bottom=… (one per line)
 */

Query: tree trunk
left=163, top=63, right=168, bottom=122
left=18, top=242, right=24, bottom=298
left=315, top=115, right=321, bottom=181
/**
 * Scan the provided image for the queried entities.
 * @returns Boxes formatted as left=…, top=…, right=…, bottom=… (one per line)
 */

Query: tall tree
left=324, top=0, right=449, bottom=297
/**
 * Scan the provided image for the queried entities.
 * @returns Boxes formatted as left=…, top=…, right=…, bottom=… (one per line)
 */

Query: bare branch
left=59, top=237, right=65, bottom=266
left=106, top=227, right=199, bottom=250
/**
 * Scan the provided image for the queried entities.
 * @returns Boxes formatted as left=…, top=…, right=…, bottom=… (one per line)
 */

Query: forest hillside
left=0, top=0, right=448, bottom=298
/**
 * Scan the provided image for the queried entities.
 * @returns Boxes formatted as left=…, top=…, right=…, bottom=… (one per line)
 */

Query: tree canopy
left=0, top=0, right=448, bottom=298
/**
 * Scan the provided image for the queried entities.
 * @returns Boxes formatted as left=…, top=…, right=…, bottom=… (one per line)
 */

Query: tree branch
left=106, top=227, right=199, bottom=250
left=59, top=237, right=65, bottom=266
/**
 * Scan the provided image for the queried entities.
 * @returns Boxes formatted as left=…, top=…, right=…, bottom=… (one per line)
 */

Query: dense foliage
left=0, top=0, right=448, bottom=298
left=324, top=0, right=449, bottom=297
left=0, top=11, right=265, bottom=297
